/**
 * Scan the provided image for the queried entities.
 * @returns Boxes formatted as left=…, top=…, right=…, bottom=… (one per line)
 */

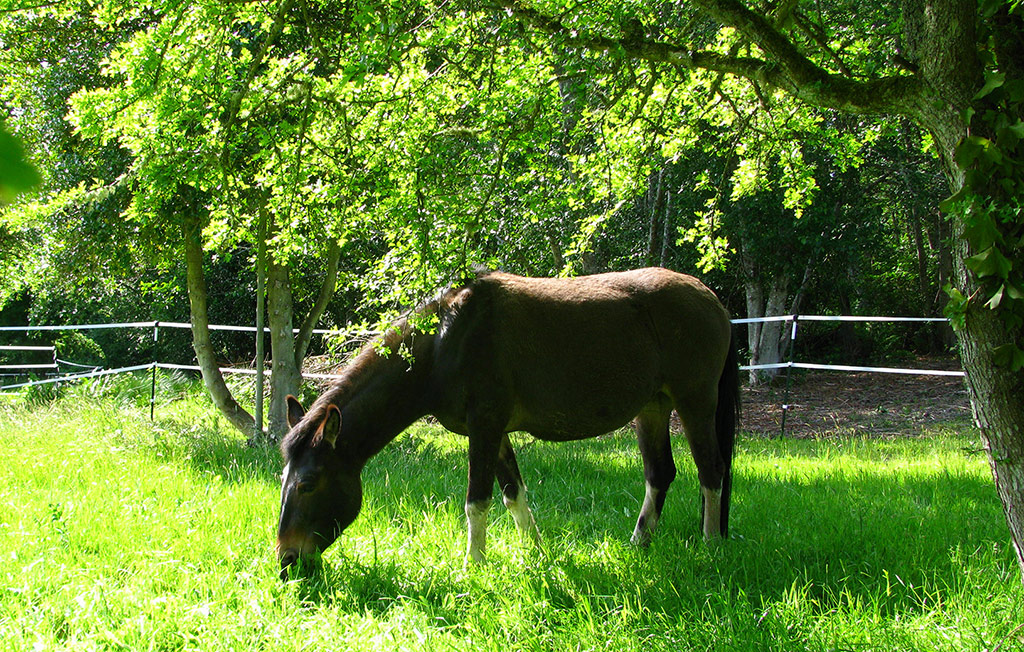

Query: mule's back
left=437, top=268, right=731, bottom=440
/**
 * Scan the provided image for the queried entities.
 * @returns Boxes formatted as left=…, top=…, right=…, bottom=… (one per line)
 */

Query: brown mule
left=277, top=268, right=739, bottom=575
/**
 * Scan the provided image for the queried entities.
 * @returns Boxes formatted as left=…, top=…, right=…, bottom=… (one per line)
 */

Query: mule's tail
left=716, top=329, right=741, bottom=537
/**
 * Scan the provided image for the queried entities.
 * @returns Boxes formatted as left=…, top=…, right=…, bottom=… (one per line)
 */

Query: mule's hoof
left=630, top=530, right=652, bottom=547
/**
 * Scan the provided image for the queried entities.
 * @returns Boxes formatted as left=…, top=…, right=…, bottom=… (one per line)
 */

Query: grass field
left=1, top=373, right=1021, bottom=651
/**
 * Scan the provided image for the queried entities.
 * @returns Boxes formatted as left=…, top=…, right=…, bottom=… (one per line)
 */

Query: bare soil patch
left=738, top=356, right=973, bottom=438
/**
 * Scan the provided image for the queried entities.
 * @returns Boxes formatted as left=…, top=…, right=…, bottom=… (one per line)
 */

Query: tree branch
left=220, top=0, right=295, bottom=161
left=294, top=238, right=341, bottom=366
left=492, top=0, right=925, bottom=116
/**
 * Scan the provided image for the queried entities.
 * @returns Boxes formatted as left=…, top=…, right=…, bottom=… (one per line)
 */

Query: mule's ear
left=317, top=404, right=342, bottom=449
left=286, top=395, right=306, bottom=428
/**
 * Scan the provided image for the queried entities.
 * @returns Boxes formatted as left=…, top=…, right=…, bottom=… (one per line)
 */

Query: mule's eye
left=296, top=480, right=316, bottom=495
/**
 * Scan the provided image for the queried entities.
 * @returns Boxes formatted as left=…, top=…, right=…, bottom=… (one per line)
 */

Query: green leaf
left=964, top=216, right=1001, bottom=250
left=974, top=71, right=1005, bottom=100
left=992, top=343, right=1024, bottom=372
left=986, top=284, right=1005, bottom=309
left=954, top=137, right=981, bottom=168
left=1006, top=282, right=1024, bottom=300
left=943, top=283, right=969, bottom=330
left=965, top=246, right=1013, bottom=279
left=939, top=186, right=969, bottom=213
left=955, top=135, right=1002, bottom=170
left=0, top=124, right=41, bottom=204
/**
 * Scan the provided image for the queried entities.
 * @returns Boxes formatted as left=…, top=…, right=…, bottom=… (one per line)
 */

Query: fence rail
left=2, top=315, right=962, bottom=437
left=0, top=321, right=371, bottom=337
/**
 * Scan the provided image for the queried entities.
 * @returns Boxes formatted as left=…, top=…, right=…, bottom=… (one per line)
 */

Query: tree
left=491, top=0, right=1024, bottom=579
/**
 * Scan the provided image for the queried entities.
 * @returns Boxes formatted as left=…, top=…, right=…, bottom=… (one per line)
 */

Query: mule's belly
left=504, top=353, right=663, bottom=441
left=511, top=405, right=647, bottom=442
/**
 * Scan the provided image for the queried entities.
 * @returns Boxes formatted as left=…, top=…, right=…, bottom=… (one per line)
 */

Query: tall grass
left=0, top=373, right=1021, bottom=651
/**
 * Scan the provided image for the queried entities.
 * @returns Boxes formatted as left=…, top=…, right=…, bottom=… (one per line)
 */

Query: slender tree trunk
left=294, top=238, right=341, bottom=365
left=263, top=238, right=342, bottom=439
left=646, top=168, right=666, bottom=267
left=253, top=206, right=267, bottom=445
left=182, top=210, right=256, bottom=436
left=660, top=189, right=672, bottom=266
left=741, top=239, right=791, bottom=384
left=266, top=258, right=303, bottom=439
left=546, top=228, right=565, bottom=270
left=743, top=276, right=791, bottom=384
left=907, top=204, right=931, bottom=313
left=744, top=277, right=764, bottom=385
left=759, top=275, right=790, bottom=374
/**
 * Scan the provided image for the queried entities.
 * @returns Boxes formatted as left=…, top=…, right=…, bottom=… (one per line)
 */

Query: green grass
left=1, top=373, right=1021, bottom=651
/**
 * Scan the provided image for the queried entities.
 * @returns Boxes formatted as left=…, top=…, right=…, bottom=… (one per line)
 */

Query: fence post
left=150, top=322, right=159, bottom=421
left=52, top=342, right=60, bottom=392
left=778, top=314, right=799, bottom=438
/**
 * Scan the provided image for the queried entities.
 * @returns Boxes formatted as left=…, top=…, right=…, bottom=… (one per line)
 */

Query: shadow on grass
left=152, top=415, right=283, bottom=485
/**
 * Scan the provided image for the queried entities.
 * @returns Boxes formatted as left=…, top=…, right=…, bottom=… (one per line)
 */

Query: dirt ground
left=738, top=356, right=973, bottom=438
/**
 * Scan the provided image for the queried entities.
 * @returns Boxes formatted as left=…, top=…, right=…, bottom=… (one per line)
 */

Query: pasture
left=0, top=374, right=1021, bottom=651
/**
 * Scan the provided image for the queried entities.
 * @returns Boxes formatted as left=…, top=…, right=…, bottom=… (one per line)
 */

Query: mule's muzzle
left=278, top=545, right=325, bottom=581
left=279, top=549, right=299, bottom=581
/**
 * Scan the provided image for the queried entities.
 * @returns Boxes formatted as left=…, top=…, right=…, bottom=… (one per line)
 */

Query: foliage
left=0, top=0, right=986, bottom=368
left=0, top=1, right=944, bottom=309
left=0, top=120, right=39, bottom=204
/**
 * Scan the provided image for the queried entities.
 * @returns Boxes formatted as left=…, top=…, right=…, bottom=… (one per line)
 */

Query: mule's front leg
left=631, top=481, right=670, bottom=547
left=465, top=429, right=502, bottom=565
left=465, top=499, right=491, bottom=564
left=631, top=397, right=676, bottom=547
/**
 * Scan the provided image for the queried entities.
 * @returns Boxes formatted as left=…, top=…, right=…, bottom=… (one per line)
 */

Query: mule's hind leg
left=496, top=435, right=542, bottom=549
left=674, top=392, right=728, bottom=540
left=631, top=393, right=677, bottom=547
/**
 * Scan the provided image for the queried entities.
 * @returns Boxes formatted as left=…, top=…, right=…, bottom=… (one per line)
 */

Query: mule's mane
left=279, top=298, right=444, bottom=461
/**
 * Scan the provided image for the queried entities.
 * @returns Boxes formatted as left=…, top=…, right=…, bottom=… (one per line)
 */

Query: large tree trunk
left=953, top=266, right=1024, bottom=578
left=909, top=0, right=1024, bottom=579
left=929, top=98, right=1024, bottom=581
left=182, top=210, right=256, bottom=436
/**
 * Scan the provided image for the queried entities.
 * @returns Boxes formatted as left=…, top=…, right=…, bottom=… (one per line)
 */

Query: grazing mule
left=277, top=268, right=739, bottom=575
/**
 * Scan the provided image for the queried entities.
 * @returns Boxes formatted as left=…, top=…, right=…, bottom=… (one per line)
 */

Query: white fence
left=0, top=320, right=360, bottom=389
left=2, top=316, right=962, bottom=435
left=0, top=344, right=58, bottom=376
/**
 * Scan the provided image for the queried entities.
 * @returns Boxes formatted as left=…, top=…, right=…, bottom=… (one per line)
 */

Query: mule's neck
left=324, top=329, right=437, bottom=464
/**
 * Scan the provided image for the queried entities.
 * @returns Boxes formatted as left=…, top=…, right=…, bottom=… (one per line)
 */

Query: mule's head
left=277, top=396, right=363, bottom=579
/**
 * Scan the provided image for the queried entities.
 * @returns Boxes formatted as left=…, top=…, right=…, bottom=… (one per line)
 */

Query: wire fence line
left=1, top=315, right=962, bottom=436
left=0, top=315, right=963, bottom=384
left=0, top=320, right=376, bottom=387
left=0, top=321, right=370, bottom=336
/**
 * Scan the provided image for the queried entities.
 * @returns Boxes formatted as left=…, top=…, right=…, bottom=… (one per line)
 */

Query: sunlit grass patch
left=0, top=380, right=1020, bottom=651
